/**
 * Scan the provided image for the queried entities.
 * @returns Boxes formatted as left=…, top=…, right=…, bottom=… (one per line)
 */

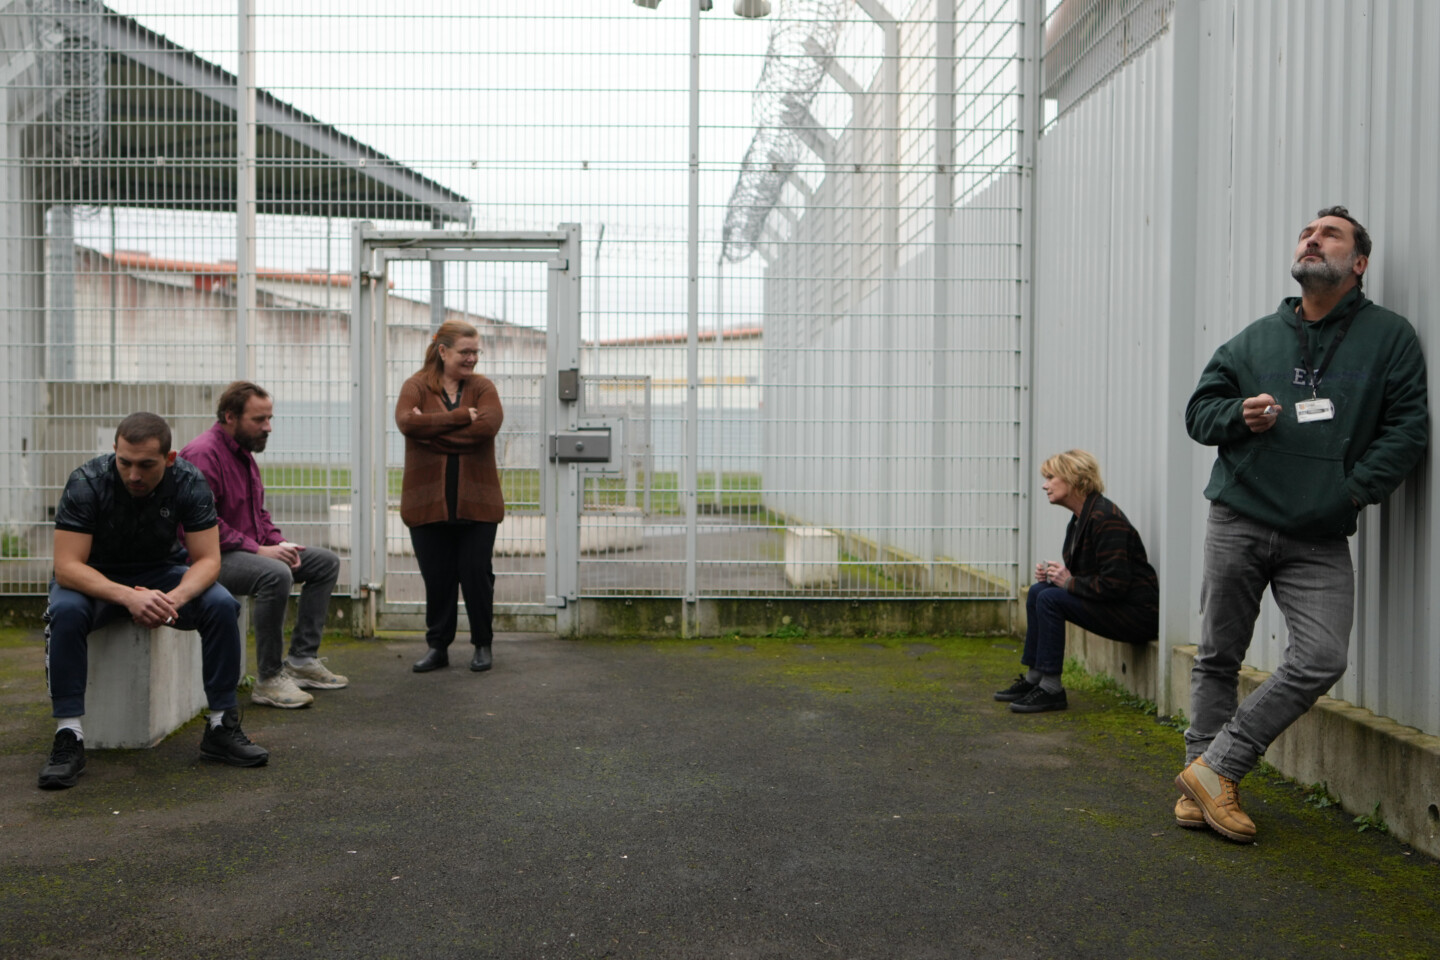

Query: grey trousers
left=1185, top=502, right=1354, bottom=782
left=218, top=545, right=341, bottom=680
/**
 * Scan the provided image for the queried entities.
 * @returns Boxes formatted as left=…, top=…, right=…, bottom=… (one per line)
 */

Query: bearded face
left=229, top=395, right=273, bottom=453
left=1290, top=246, right=1357, bottom=290
left=1290, top=216, right=1365, bottom=293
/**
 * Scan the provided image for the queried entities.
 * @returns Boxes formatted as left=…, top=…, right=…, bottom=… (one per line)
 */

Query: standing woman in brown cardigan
left=395, top=320, right=505, bottom=673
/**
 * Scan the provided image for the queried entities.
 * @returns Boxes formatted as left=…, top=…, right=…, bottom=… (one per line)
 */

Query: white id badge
left=1295, top=398, right=1335, bottom=423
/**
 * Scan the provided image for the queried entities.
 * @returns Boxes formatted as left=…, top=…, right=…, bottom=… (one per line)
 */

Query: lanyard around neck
left=1293, top=296, right=1367, bottom=398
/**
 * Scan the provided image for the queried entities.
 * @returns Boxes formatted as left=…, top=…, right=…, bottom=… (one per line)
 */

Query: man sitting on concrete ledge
left=39, top=412, right=269, bottom=789
left=181, top=381, right=345, bottom=709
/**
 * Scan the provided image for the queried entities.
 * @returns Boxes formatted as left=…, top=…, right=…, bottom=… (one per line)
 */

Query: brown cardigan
left=394, top=372, right=505, bottom=527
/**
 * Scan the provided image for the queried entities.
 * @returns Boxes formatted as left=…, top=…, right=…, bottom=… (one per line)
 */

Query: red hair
left=419, top=319, right=479, bottom=395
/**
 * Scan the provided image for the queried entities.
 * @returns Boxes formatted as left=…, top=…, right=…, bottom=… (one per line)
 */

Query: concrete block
left=85, top=621, right=208, bottom=749
left=328, top=503, right=414, bottom=556
left=579, top=507, right=644, bottom=554
left=495, top=509, right=645, bottom=557
left=495, top=514, right=544, bottom=556
left=784, top=527, right=838, bottom=587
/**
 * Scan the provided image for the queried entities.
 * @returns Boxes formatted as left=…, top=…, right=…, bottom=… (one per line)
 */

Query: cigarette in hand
left=1263, top=405, right=1274, bottom=416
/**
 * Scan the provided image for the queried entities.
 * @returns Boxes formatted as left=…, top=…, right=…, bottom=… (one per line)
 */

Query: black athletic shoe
left=993, top=675, right=1037, bottom=702
left=38, top=729, right=86, bottom=789
left=1009, top=686, right=1068, bottom=714
left=200, top=709, right=270, bottom=767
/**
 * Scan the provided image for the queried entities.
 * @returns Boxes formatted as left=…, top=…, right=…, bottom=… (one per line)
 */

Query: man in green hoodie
left=1176, top=206, right=1429, bottom=842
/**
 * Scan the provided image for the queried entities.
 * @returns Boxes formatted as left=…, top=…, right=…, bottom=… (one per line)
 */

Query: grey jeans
left=1185, top=502, right=1354, bottom=782
left=218, top=545, right=341, bottom=680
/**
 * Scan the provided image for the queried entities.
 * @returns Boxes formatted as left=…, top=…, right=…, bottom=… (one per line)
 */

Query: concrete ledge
left=1016, top=586, right=1160, bottom=702
left=1068, top=625, right=1161, bottom=704
left=85, top=621, right=207, bottom=749
left=1167, top=643, right=1440, bottom=860
left=573, top=596, right=1015, bottom=639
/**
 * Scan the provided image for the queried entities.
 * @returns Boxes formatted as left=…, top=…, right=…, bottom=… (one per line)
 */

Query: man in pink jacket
left=181, top=381, right=345, bottom=709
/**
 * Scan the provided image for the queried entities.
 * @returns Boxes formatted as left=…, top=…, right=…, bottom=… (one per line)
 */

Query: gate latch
left=549, top=430, right=612, bottom=463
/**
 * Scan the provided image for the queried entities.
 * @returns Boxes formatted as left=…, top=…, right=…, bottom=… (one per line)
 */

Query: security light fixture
left=632, top=0, right=767, bottom=13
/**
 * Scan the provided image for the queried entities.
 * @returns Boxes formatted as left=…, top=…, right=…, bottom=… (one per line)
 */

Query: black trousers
left=408, top=521, right=498, bottom=650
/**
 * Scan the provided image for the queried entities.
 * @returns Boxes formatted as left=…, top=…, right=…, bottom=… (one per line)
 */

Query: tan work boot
left=1174, top=795, right=1206, bottom=829
left=1175, top=757, right=1256, bottom=842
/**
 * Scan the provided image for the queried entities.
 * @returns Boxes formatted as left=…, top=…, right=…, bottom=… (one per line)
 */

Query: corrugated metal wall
left=1033, top=0, right=1440, bottom=735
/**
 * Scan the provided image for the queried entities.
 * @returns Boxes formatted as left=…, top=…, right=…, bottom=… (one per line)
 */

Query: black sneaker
left=993, top=675, right=1037, bottom=702
left=38, top=729, right=86, bottom=789
left=199, top=709, right=270, bottom=767
left=1009, top=686, right=1068, bottom=713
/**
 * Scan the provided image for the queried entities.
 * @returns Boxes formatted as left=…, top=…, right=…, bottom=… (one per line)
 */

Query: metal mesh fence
left=0, top=0, right=1030, bottom=606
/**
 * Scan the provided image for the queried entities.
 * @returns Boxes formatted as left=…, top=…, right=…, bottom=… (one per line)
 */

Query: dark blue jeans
left=45, top=566, right=242, bottom=718
left=1022, top=581, right=1133, bottom=676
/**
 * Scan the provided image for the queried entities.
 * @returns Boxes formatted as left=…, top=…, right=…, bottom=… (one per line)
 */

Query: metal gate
left=349, top=224, right=603, bottom=635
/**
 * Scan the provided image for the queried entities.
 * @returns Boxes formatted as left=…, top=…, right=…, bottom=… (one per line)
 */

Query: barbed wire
left=720, top=0, right=851, bottom=265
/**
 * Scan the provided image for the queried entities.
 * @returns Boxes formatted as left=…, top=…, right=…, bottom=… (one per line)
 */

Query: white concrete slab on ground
left=784, top=526, right=839, bottom=587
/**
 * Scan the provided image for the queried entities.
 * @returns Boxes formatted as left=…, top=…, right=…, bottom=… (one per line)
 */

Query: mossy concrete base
left=1023, top=583, right=1440, bottom=858
left=572, top=597, right=1014, bottom=639
left=1165, top=643, right=1440, bottom=861
left=1067, top=626, right=1160, bottom=703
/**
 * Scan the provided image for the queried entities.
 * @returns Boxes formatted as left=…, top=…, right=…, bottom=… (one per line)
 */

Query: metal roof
left=29, top=2, right=470, bottom=223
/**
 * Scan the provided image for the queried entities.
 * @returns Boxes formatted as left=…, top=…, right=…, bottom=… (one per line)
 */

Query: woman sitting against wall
left=995, top=449, right=1159, bottom=713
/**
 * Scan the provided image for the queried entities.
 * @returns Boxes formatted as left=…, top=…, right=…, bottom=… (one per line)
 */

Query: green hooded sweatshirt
left=1186, top=287, right=1429, bottom=539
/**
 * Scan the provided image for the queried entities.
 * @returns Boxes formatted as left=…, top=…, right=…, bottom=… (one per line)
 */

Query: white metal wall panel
left=1034, top=1, right=1440, bottom=735
left=1032, top=38, right=1175, bottom=560
left=1352, top=0, right=1440, bottom=734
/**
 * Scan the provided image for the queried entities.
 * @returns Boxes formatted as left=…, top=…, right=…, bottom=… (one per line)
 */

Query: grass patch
left=261, top=464, right=767, bottom=519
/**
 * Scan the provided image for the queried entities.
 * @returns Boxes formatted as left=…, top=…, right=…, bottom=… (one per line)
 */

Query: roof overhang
left=31, top=1, right=470, bottom=223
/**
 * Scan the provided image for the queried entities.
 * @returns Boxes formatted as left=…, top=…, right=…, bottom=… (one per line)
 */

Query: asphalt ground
left=2, top=630, right=1438, bottom=960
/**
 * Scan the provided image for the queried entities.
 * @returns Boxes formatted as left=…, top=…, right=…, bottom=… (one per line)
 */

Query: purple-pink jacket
left=179, top=422, right=283, bottom=554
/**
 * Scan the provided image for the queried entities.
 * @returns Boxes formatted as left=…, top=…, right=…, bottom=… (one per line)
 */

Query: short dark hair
left=115, top=412, right=172, bottom=455
left=1315, top=205, right=1371, bottom=258
left=216, top=380, right=270, bottom=422
left=1315, top=206, right=1372, bottom=290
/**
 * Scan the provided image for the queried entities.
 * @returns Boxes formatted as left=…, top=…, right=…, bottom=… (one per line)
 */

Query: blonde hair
left=1040, top=449, right=1104, bottom=497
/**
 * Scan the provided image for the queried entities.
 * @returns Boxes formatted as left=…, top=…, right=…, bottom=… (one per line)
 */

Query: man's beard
left=237, top=432, right=268, bottom=453
left=1291, top=249, right=1357, bottom=291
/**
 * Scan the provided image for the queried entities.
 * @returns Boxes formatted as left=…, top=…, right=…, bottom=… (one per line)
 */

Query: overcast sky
left=70, top=1, right=867, bottom=336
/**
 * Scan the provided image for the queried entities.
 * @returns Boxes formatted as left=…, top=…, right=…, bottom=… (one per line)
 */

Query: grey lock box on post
left=558, top=368, right=580, bottom=402
left=549, top=430, right=612, bottom=462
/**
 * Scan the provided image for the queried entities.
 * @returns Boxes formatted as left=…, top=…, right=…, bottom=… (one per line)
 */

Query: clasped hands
left=258, top=541, right=306, bottom=569
left=128, top=585, right=180, bottom=629
left=1034, top=560, right=1073, bottom=588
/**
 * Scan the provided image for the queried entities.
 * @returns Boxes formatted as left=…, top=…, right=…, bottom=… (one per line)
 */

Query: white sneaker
left=283, top=658, right=349, bottom=690
left=250, top=673, right=314, bottom=709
